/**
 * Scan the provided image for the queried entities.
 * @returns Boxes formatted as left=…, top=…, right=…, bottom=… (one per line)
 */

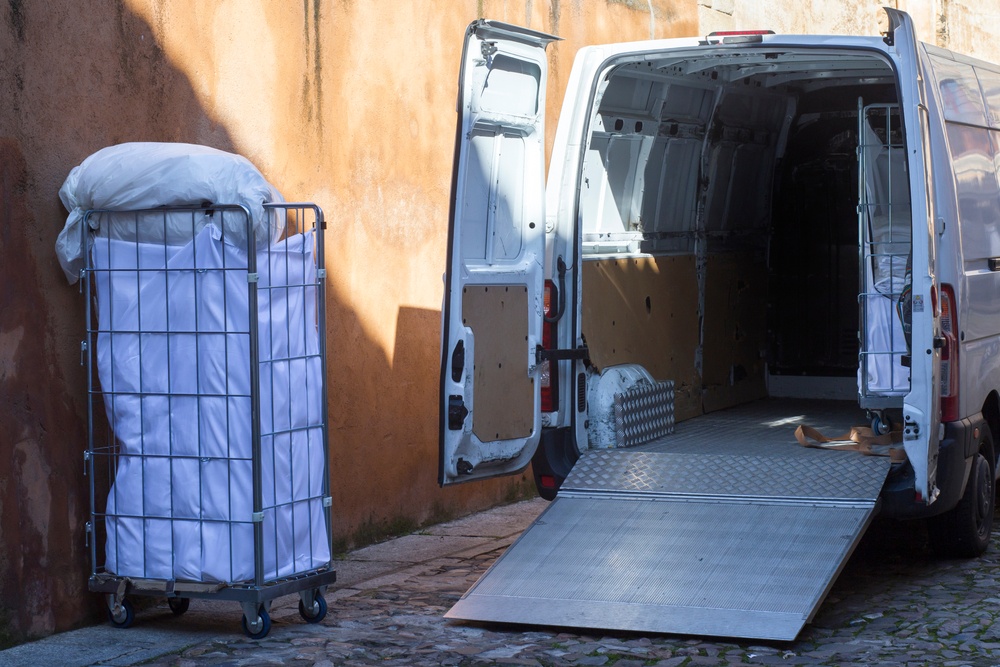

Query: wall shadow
left=0, top=1, right=238, bottom=643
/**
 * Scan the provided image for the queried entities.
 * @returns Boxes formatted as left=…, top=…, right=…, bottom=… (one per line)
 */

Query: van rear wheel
left=928, top=425, right=995, bottom=558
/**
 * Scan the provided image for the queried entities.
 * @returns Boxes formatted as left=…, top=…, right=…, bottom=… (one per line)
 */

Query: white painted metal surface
left=439, top=21, right=558, bottom=485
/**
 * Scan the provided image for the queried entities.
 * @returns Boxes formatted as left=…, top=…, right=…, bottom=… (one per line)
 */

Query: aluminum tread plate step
left=447, top=448, right=890, bottom=640
left=564, top=448, right=890, bottom=501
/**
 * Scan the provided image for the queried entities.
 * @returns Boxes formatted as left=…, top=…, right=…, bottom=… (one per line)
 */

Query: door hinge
left=448, top=395, right=469, bottom=430
left=451, top=340, right=465, bottom=383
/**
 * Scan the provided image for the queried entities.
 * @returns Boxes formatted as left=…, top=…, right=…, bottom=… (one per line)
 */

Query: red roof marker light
left=705, top=29, right=774, bottom=45
left=707, top=30, right=775, bottom=36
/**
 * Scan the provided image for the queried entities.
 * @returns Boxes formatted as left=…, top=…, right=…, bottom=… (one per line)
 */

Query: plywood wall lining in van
left=462, top=285, right=534, bottom=442
left=582, top=255, right=701, bottom=420
left=702, top=251, right=768, bottom=413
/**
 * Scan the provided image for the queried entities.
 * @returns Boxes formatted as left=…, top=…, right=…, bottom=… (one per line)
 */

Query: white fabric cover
left=95, top=227, right=329, bottom=583
left=863, top=286, right=909, bottom=395
left=860, top=119, right=911, bottom=396
left=57, top=143, right=284, bottom=284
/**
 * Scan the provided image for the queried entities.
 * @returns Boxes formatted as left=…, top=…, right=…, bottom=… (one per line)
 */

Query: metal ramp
left=446, top=447, right=891, bottom=641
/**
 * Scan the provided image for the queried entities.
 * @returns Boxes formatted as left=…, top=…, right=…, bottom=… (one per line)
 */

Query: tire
left=929, top=424, right=996, bottom=558
left=108, top=598, right=135, bottom=629
left=298, top=591, right=328, bottom=624
left=241, top=607, right=271, bottom=640
left=167, top=597, right=190, bottom=616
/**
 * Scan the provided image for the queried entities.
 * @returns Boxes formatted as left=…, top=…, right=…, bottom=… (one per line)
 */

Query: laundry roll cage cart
left=81, top=202, right=335, bottom=639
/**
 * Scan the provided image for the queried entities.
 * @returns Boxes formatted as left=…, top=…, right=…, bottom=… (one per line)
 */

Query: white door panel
left=886, top=8, right=941, bottom=503
left=439, top=20, right=559, bottom=486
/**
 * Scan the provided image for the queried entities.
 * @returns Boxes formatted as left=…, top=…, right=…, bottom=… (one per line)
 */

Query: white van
left=438, top=9, right=1000, bottom=640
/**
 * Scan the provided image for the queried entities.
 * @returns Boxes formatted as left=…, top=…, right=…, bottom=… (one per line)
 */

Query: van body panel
left=438, top=21, right=557, bottom=485
left=921, top=43, right=1000, bottom=426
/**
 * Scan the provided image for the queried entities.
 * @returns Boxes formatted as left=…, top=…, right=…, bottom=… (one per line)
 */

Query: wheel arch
left=982, top=391, right=1000, bottom=473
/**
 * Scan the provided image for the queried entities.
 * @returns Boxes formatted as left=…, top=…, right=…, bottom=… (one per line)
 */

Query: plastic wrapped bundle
left=56, top=142, right=285, bottom=284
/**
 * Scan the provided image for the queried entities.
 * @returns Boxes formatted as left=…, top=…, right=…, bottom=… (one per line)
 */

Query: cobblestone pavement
left=8, top=497, right=1000, bottom=666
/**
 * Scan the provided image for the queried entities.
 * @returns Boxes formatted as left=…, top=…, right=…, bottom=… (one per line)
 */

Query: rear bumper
left=531, top=427, right=579, bottom=501
left=879, top=418, right=975, bottom=519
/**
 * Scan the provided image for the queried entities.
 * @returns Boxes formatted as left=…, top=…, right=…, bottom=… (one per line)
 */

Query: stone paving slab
left=329, top=558, right=413, bottom=588
left=348, top=534, right=495, bottom=562
left=423, top=499, right=554, bottom=538
left=7, top=496, right=1000, bottom=666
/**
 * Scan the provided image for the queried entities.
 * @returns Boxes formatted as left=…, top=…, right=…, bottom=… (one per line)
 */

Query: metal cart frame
left=82, top=203, right=334, bottom=638
left=858, top=101, right=912, bottom=430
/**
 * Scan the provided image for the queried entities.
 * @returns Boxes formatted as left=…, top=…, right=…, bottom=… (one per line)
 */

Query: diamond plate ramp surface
left=447, top=448, right=890, bottom=640
left=564, top=448, right=890, bottom=500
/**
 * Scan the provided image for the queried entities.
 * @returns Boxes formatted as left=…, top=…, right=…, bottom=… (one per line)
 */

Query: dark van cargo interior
left=579, top=48, right=910, bottom=428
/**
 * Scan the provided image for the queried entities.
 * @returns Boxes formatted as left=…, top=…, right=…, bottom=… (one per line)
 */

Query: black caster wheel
left=241, top=606, right=271, bottom=639
left=167, top=597, right=190, bottom=616
left=109, top=598, right=135, bottom=629
left=871, top=413, right=891, bottom=436
left=298, top=591, right=328, bottom=624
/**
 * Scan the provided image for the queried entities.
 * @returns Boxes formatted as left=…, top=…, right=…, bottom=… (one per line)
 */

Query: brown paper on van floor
left=794, top=424, right=907, bottom=463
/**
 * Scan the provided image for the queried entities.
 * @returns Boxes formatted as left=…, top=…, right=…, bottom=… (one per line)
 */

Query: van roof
left=578, top=33, right=893, bottom=61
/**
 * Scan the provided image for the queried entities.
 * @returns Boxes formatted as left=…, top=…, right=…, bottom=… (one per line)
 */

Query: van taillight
left=541, top=280, right=558, bottom=412
left=540, top=474, right=557, bottom=489
left=940, top=284, right=959, bottom=422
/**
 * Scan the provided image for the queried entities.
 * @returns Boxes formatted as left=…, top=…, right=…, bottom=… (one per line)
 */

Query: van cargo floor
left=445, top=399, right=892, bottom=641
left=638, top=397, right=866, bottom=456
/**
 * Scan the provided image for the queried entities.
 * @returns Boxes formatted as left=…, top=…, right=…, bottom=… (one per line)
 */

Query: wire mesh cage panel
left=858, top=102, right=912, bottom=409
left=83, top=203, right=333, bottom=638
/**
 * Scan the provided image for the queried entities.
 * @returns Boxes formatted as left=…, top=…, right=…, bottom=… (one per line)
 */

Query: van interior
left=578, top=46, right=913, bottom=442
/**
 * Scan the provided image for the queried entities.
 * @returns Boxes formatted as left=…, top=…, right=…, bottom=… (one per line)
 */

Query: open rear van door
left=439, top=21, right=558, bottom=486
left=885, top=8, right=942, bottom=503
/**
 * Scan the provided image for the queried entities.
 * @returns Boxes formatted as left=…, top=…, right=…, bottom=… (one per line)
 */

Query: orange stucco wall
left=0, top=0, right=696, bottom=642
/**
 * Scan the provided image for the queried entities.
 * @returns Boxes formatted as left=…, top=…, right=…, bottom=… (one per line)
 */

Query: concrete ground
left=4, top=496, right=1000, bottom=666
